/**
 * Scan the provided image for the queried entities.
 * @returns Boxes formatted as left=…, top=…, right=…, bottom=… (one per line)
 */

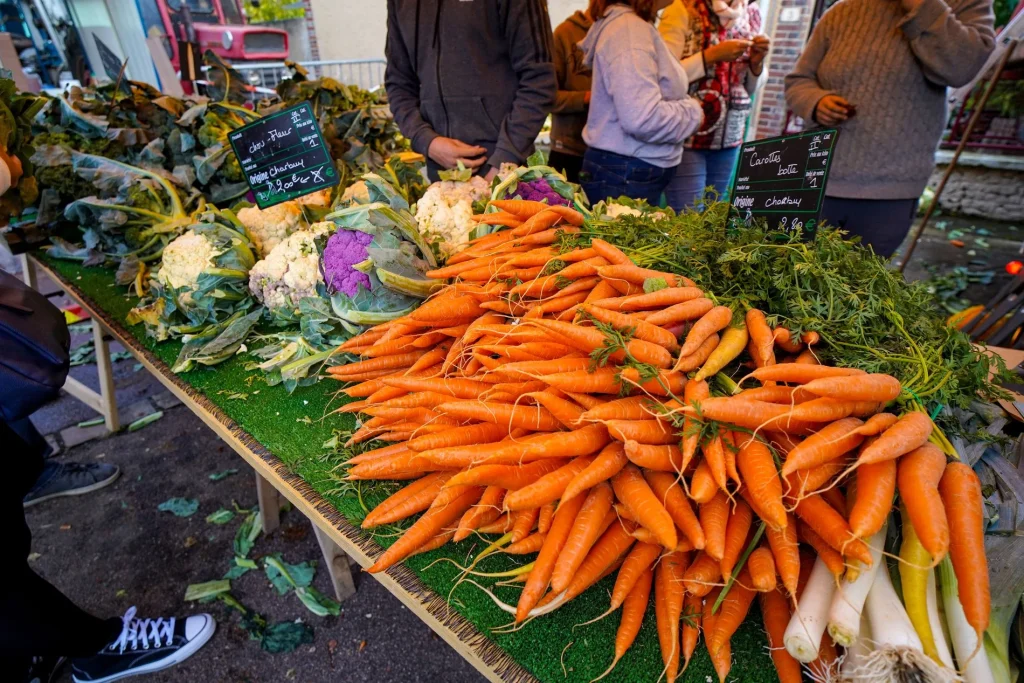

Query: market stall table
left=25, top=253, right=538, bottom=683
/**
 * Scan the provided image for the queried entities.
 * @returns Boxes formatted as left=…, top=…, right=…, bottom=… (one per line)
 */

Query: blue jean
left=665, top=147, right=742, bottom=212
left=580, top=148, right=676, bottom=206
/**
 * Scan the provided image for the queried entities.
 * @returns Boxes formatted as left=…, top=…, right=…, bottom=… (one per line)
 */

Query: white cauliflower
left=237, top=201, right=305, bottom=259
left=296, top=189, right=331, bottom=207
left=156, top=230, right=218, bottom=291
left=414, top=176, right=490, bottom=256
left=340, top=181, right=369, bottom=205
left=605, top=203, right=643, bottom=219
left=248, top=221, right=333, bottom=317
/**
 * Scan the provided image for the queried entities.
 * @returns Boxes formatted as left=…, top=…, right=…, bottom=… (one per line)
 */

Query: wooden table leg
left=255, top=471, right=281, bottom=535
left=19, top=253, right=37, bottom=288
left=313, top=524, right=357, bottom=602
left=92, top=320, right=120, bottom=432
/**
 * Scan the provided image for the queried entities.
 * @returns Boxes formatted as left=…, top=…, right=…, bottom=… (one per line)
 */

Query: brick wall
left=302, top=0, right=320, bottom=61
left=756, top=0, right=814, bottom=139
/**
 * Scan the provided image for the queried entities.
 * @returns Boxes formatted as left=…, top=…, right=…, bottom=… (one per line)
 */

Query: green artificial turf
left=45, top=256, right=780, bottom=683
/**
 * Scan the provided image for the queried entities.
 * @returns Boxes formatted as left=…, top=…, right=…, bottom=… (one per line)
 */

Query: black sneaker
left=71, top=606, right=215, bottom=683
left=23, top=462, right=121, bottom=507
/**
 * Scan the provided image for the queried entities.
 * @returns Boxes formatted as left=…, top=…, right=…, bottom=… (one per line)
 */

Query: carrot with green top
left=591, top=286, right=704, bottom=312
left=579, top=304, right=680, bottom=351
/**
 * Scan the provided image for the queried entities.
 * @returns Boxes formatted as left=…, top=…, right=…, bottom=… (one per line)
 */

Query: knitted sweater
left=784, top=0, right=994, bottom=200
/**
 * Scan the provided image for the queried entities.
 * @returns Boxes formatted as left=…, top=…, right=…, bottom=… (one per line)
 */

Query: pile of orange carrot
left=324, top=199, right=991, bottom=683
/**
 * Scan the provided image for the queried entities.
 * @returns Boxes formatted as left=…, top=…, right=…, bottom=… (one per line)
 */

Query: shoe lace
left=108, top=606, right=176, bottom=653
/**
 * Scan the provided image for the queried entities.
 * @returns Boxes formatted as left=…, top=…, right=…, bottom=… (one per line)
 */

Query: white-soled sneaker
left=71, top=606, right=215, bottom=683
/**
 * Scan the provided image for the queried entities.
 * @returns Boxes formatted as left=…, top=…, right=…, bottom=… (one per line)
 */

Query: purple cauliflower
left=513, top=178, right=572, bottom=206
left=322, top=229, right=374, bottom=297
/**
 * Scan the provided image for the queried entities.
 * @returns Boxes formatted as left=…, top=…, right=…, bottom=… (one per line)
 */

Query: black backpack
left=0, top=269, right=70, bottom=422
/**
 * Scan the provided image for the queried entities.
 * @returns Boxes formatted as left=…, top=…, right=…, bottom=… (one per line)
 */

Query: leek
left=939, top=556, right=996, bottom=683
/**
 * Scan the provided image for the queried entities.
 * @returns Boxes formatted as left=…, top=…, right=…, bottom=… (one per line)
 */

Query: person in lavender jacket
left=785, top=0, right=994, bottom=258
left=579, top=0, right=704, bottom=205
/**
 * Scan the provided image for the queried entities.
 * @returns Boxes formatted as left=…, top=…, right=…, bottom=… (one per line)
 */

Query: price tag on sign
left=228, top=101, right=338, bottom=210
left=728, top=129, right=840, bottom=239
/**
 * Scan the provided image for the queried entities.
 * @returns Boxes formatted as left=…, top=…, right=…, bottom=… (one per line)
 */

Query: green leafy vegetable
left=184, top=579, right=231, bottom=601
left=158, top=497, right=199, bottom=517
left=205, top=508, right=235, bottom=525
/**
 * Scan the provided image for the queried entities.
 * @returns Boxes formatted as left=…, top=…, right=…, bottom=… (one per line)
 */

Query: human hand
left=704, top=39, right=753, bottom=65
left=750, top=35, right=770, bottom=74
left=814, top=95, right=852, bottom=126
left=427, top=136, right=487, bottom=170
left=483, top=166, right=498, bottom=182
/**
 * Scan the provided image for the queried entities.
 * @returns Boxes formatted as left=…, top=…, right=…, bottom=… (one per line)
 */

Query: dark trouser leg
left=0, top=420, right=120, bottom=664
left=820, top=197, right=918, bottom=259
left=547, top=150, right=584, bottom=183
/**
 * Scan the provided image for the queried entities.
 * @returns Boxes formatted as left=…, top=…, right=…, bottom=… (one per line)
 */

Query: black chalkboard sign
left=93, top=35, right=124, bottom=83
left=228, top=102, right=337, bottom=209
left=729, top=129, right=839, bottom=237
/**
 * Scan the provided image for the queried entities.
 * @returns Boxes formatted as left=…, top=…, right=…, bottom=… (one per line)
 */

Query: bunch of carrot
left=324, top=199, right=991, bottom=683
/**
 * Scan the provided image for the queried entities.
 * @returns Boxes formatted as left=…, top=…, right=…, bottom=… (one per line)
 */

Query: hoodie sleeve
left=604, top=47, right=703, bottom=145
left=898, top=0, right=995, bottom=88
left=383, top=0, right=438, bottom=157
left=658, top=2, right=707, bottom=83
left=552, top=22, right=588, bottom=115
left=490, top=0, right=558, bottom=168
left=784, top=12, right=836, bottom=123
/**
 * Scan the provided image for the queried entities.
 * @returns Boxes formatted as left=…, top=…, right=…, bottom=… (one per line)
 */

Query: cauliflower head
left=237, top=201, right=305, bottom=259
left=248, top=221, right=333, bottom=316
left=157, top=230, right=218, bottom=291
left=296, top=189, right=331, bottom=207
left=322, top=229, right=373, bottom=297
left=414, top=176, right=489, bottom=256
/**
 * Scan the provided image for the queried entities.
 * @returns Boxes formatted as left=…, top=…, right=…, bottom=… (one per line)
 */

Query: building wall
left=755, top=0, right=814, bottom=138
left=929, top=164, right=1024, bottom=222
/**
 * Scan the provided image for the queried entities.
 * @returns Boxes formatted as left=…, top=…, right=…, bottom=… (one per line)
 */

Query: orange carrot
left=701, top=491, right=730, bottom=561
left=801, top=373, right=901, bottom=403
left=612, top=465, right=678, bottom=548
left=622, top=441, right=684, bottom=473
left=478, top=513, right=513, bottom=534
left=848, top=458, right=896, bottom=538
left=539, top=366, right=686, bottom=396
left=362, top=472, right=452, bottom=528
left=580, top=304, right=680, bottom=350
left=581, top=395, right=658, bottom=422
left=857, top=411, right=933, bottom=465
left=703, top=433, right=729, bottom=492
left=550, top=483, right=615, bottom=592
left=645, top=297, right=715, bottom=327
left=747, top=363, right=866, bottom=384
left=684, top=397, right=792, bottom=430
left=524, top=391, right=585, bottom=429
left=682, top=593, right=702, bottom=671
left=793, top=494, right=872, bottom=564
left=537, top=502, right=555, bottom=533
left=436, top=400, right=564, bottom=431
left=736, top=436, right=788, bottom=530
left=366, top=486, right=483, bottom=572
left=655, top=551, right=688, bottom=683
left=681, top=380, right=709, bottom=471
left=347, top=442, right=409, bottom=465
left=608, top=566, right=652, bottom=673
left=939, top=462, right=989, bottom=637
left=644, top=470, right=706, bottom=549
left=766, top=518, right=800, bottom=597
left=720, top=500, right=754, bottom=580
left=504, top=456, right=597, bottom=511
left=453, top=486, right=506, bottom=541
left=682, top=551, right=721, bottom=597
left=689, top=460, right=718, bottom=504
left=525, top=318, right=673, bottom=368
left=708, top=568, right=756, bottom=654
left=559, top=518, right=637, bottom=603
left=563, top=442, right=629, bottom=502
left=897, top=443, right=949, bottom=562
left=747, top=546, right=777, bottom=591
left=589, top=238, right=633, bottom=265
left=591, top=286, right=704, bottom=312
left=516, top=493, right=586, bottom=621
left=505, top=532, right=547, bottom=555
left=798, top=521, right=846, bottom=577
left=678, top=306, right=733, bottom=357
left=446, top=458, right=567, bottom=491
left=611, top=541, right=662, bottom=608
left=760, top=588, right=803, bottom=683
left=381, top=376, right=493, bottom=399
left=328, top=350, right=427, bottom=377
left=606, top=419, right=677, bottom=445
left=597, top=263, right=693, bottom=288
left=746, top=309, right=776, bottom=367
left=510, top=506, right=541, bottom=543
left=781, top=417, right=866, bottom=476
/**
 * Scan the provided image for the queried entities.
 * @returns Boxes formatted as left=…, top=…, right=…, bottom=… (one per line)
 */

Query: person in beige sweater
left=550, top=10, right=593, bottom=182
left=785, top=0, right=994, bottom=258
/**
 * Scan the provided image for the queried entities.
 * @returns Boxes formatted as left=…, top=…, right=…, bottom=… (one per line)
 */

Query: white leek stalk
left=840, top=615, right=873, bottom=682
left=827, top=521, right=887, bottom=646
left=939, top=557, right=996, bottom=683
left=927, top=566, right=955, bottom=669
left=784, top=556, right=835, bottom=662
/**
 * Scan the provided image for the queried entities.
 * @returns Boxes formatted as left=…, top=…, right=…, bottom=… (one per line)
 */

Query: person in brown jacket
left=549, top=9, right=593, bottom=182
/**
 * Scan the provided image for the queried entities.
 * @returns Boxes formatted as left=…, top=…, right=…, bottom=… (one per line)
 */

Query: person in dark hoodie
left=549, top=10, right=593, bottom=182
left=384, top=0, right=557, bottom=182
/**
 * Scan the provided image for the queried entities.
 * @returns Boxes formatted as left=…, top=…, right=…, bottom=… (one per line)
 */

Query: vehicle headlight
left=221, top=31, right=233, bottom=50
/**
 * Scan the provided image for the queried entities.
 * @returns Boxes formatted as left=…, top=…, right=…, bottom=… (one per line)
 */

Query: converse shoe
left=24, top=462, right=120, bottom=507
left=71, top=606, right=215, bottom=683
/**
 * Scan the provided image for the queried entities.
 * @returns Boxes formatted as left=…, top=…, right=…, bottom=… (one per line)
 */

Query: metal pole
left=898, top=39, right=1019, bottom=273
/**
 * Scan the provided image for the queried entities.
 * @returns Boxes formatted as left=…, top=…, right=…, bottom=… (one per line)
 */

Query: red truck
left=137, top=0, right=289, bottom=72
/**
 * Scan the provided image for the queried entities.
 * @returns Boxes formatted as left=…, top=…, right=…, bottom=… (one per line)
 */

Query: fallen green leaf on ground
left=264, top=555, right=315, bottom=595
left=77, top=417, right=104, bottom=428
left=209, top=468, right=239, bottom=481
left=185, top=579, right=231, bottom=601
left=206, top=508, right=235, bottom=525
left=127, top=411, right=164, bottom=432
left=296, top=586, right=341, bottom=617
left=158, top=497, right=199, bottom=517
left=234, top=510, right=261, bottom=558
left=261, top=621, right=314, bottom=653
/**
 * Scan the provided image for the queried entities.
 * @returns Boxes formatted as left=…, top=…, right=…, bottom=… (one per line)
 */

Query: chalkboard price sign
left=729, top=129, right=839, bottom=238
left=93, top=36, right=125, bottom=83
left=228, top=101, right=337, bottom=210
